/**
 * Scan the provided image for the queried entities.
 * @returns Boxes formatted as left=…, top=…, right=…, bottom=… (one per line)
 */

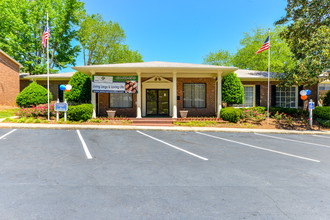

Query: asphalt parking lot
left=0, top=128, right=330, bottom=219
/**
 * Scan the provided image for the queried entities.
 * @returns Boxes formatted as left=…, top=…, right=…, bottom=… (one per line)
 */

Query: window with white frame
left=319, top=84, right=330, bottom=91
left=276, top=86, right=297, bottom=108
left=110, top=93, right=133, bottom=108
left=183, top=84, right=206, bottom=108
left=232, top=86, right=254, bottom=108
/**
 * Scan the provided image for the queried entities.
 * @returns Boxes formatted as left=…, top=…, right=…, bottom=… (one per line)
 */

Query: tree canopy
left=275, top=0, right=330, bottom=86
left=203, top=26, right=296, bottom=74
left=0, top=0, right=85, bottom=74
left=78, top=14, right=143, bottom=65
left=203, top=49, right=233, bottom=66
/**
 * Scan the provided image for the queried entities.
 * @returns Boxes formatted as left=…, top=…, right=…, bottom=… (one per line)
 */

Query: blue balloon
left=306, top=89, right=311, bottom=96
left=59, top=85, right=66, bottom=91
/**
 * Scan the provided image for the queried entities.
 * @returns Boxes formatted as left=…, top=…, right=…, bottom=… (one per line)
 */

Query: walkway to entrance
left=130, top=117, right=175, bottom=126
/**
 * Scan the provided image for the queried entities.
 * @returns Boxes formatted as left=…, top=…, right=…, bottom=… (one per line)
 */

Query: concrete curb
left=0, top=123, right=330, bottom=135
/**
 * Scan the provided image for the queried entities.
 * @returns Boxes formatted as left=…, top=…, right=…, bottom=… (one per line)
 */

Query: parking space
left=1, top=128, right=330, bottom=219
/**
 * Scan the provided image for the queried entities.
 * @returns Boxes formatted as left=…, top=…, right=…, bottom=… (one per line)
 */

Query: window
left=232, top=86, right=254, bottom=108
left=109, top=93, right=133, bottom=108
left=319, top=84, right=330, bottom=91
left=183, top=84, right=206, bottom=108
left=276, top=86, right=297, bottom=108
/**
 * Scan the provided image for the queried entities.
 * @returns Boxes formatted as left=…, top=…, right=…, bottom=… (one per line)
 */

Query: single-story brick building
left=20, top=61, right=329, bottom=117
left=0, top=49, right=23, bottom=106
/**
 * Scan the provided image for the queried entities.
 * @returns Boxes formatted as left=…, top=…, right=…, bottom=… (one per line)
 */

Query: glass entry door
left=146, top=89, right=169, bottom=116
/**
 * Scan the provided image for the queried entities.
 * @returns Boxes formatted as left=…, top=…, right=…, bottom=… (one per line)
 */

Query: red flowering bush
left=16, top=104, right=57, bottom=118
left=241, top=108, right=266, bottom=122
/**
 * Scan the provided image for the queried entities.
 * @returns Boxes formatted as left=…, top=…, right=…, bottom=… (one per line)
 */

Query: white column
left=136, top=72, right=142, bottom=118
left=217, top=72, right=222, bottom=118
left=172, top=72, right=177, bottom=118
left=91, top=92, right=96, bottom=118
left=91, top=70, right=96, bottom=118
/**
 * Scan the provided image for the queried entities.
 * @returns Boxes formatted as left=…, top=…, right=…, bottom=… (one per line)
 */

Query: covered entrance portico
left=72, top=61, right=237, bottom=118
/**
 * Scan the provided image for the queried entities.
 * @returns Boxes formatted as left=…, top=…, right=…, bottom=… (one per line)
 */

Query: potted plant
left=179, top=110, right=188, bottom=118
left=106, top=109, right=116, bottom=118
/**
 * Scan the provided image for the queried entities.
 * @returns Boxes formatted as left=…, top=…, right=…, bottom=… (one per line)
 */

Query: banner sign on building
left=92, top=76, right=138, bottom=93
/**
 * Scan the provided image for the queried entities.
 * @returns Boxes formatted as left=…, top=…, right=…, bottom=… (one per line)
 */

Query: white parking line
left=255, top=133, right=330, bottom=149
left=137, top=131, right=208, bottom=161
left=196, top=132, right=320, bottom=163
left=77, top=130, right=93, bottom=159
left=313, top=135, right=330, bottom=139
left=0, top=129, right=17, bottom=140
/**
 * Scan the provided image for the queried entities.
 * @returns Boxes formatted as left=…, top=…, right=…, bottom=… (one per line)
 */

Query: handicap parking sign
left=309, top=102, right=314, bottom=110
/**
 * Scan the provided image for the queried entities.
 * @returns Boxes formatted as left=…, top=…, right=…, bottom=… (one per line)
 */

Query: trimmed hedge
left=16, top=82, right=53, bottom=107
left=269, top=107, right=308, bottom=118
left=220, top=107, right=242, bottom=123
left=314, top=106, right=330, bottom=120
left=222, top=72, right=244, bottom=105
left=67, top=104, right=94, bottom=121
left=316, top=118, right=330, bottom=127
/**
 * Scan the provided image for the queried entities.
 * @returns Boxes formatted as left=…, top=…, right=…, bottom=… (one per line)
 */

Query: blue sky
left=63, top=0, right=288, bottom=72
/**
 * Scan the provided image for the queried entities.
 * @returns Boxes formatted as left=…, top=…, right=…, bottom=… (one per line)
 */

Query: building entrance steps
left=129, top=117, right=176, bottom=126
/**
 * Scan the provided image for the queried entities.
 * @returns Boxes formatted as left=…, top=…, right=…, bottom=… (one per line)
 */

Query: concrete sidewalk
left=0, top=122, right=330, bottom=135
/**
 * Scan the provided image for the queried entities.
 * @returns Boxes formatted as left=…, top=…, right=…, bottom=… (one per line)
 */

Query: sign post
left=308, top=99, right=314, bottom=127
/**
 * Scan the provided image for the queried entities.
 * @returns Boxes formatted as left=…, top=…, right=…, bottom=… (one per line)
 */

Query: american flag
left=256, top=36, right=270, bottom=55
left=42, top=23, right=50, bottom=48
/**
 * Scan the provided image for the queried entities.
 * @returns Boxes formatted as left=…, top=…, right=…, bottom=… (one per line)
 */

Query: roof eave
left=0, top=49, right=24, bottom=68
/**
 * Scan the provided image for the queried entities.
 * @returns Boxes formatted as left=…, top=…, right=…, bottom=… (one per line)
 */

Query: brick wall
left=177, top=78, right=216, bottom=117
left=241, top=81, right=319, bottom=109
left=241, top=81, right=278, bottom=107
left=0, top=52, right=20, bottom=106
left=98, top=93, right=137, bottom=117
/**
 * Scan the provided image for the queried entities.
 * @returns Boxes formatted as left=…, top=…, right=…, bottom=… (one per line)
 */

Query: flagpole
left=47, top=12, right=50, bottom=121
left=267, top=28, right=270, bottom=125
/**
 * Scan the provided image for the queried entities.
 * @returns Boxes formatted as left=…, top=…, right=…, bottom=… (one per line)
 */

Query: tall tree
left=275, top=0, right=330, bottom=86
left=78, top=14, right=143, bottom=65
left=233, top=26, right=296, bottom=73
left=203, top=49, right=233, bottom=66
left=0, top=0, right=85, bottom=74
left=203, top=26, right=296, bottom=74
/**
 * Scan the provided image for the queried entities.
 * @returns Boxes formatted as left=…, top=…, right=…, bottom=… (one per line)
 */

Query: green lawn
left=0, top=109, right=19, bottom=118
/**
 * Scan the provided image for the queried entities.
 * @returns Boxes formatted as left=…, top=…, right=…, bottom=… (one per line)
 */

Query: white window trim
left=276, top=85, right=298, bottom=109
left=232, top=85, right=255, bottom=108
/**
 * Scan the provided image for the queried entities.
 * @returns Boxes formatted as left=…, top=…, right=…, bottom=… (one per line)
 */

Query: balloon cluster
left=60, top=84, right=72, bottom=92
left=299, top=89, right=311, bottom=100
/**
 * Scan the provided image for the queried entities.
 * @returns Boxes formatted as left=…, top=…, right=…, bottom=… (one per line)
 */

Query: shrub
left=272, top=112, right=294, bottom=126
left=89, top=118, right=102, bottom=123
left=314, top=106, right=330, bottom=120
left=316, top=118, right=330, bottom=127
left=242, top=106, right=267, bottom=114
left=322, top=91, right=330, bottom=106
left=18, top=117, right=26, bottom=123
left=220, top=107, right=242, bottom=123
left=16, top=82, right=53, bottom=107
left=16, top=104, right=57, bottom=118
left=241, top=108, right=266, bottom=122
left=222, top=72, right=244, bottom=105
left=269, top=107, right=308, bottom=118
left=67, top=104, right=93, bottom=121
left=65, top=72, right=91, bottom=103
